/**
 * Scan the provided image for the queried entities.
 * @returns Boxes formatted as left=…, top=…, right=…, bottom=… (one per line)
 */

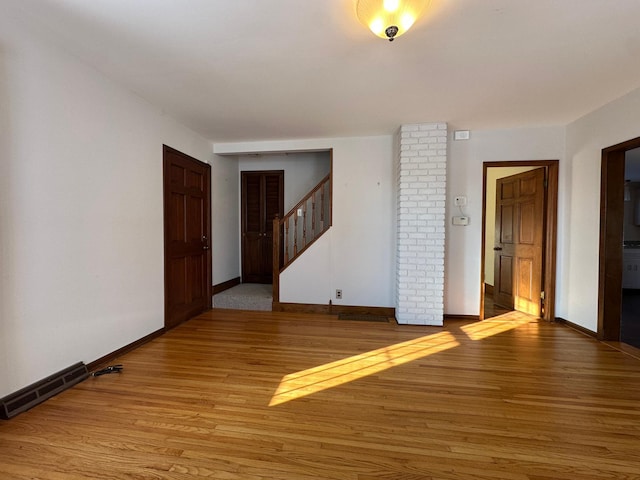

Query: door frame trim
left=598, top=136, right=640, bottom=340
left=480, top=160, right=559, bottom=321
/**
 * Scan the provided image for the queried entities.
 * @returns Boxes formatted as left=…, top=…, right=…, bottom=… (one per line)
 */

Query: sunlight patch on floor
left=270, top=313, right=537, bottom=406
left=461, top=311, right=537, bottom=340
left=269, top=331, right=459, bottom=406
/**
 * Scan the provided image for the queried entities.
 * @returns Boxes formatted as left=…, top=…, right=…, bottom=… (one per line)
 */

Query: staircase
left=272, top=174, right=332, bottom=301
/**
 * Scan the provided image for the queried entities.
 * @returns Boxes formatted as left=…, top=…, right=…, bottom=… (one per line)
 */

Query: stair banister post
left=272, top=214, right=281, bottom=305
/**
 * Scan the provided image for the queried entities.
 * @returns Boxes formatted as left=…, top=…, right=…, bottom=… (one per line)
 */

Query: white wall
left=0, top=12, right=212, bottom=397
left=238, top=152, right=331, bottom=213
left=281, top=234, right=332, bottom=305
left=211, top=154, right=240, bottom=285
left=446, top=127, right=566, bottom=316
left=215, top=136, right=396, bottom=308
left=562, top=87, right=640, bottom=332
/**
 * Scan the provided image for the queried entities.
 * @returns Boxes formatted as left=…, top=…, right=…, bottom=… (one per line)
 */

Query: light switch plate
left=453, top=130, right=470, bottom=141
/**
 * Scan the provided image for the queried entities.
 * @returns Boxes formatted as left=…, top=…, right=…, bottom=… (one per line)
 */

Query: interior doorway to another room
left=622, top=147, right=640, bottom=348
left=600, top=139, right=640, bottom=348
left=480, top=161, right=558, bottom=321
left=222, top=151, right=332, bottom=312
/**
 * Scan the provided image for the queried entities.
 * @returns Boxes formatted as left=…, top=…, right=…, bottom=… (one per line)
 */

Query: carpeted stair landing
left=213, top=283, right=273, bottom=311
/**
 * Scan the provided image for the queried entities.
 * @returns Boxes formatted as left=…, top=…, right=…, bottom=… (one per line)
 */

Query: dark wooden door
left=494, top=168, right=545, bottom=316
left=163, top=145, right=211, bottom=329
left=241, top=171, right=284, bottom=284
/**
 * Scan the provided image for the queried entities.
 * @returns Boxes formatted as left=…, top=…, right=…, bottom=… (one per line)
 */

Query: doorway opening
left=227, top=151, right=332, bottom=310
left=480, top=160, right=559, bottom=321
left=599, top=136, right=640, bottom=346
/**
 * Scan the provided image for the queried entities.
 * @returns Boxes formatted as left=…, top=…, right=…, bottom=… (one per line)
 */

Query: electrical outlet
left=336, top=289, right=342, bottom=299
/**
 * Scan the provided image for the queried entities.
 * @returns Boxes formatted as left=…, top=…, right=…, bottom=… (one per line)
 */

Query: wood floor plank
left=1, top=310, right=640, bottom=479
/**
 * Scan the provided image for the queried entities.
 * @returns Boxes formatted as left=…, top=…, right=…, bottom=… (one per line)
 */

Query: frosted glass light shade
left=356, top=0, right=429, bottom=41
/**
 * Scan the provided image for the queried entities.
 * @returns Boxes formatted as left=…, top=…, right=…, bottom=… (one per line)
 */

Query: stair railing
left=273, top=174, right=331, bottom=302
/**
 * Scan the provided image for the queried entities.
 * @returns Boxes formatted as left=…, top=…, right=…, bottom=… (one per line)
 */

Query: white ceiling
left=6, top=0, right=640, bottom=143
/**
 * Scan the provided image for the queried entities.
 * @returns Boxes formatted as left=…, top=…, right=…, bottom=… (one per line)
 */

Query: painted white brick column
left=396, top=123, right=447, bottom=325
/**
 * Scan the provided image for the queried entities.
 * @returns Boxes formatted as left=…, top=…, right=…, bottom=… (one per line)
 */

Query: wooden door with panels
left=241, top=171, right=284, bottom=284
left=163, top=145, right=212, bottom=329
left=493, top=168, right=545, bottom=316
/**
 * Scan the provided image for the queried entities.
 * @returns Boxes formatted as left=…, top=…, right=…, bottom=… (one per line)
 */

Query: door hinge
left=544, top=178, right=548, bottom=188
left=540, top=291, right=545, bottom=300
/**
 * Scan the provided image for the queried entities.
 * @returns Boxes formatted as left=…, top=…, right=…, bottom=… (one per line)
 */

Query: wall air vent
left=0, top=362, right=89, bottom=419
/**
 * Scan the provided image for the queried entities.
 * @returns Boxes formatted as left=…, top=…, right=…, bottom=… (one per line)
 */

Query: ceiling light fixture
left=356, top=0, right=429, bottom=42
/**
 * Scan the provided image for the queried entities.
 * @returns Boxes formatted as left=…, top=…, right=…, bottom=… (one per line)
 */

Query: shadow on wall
left=0, top=43, right=15, bottom=394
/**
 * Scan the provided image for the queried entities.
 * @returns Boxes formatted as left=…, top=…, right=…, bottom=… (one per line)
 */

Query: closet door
left=241, top=171, right=284, bottom=283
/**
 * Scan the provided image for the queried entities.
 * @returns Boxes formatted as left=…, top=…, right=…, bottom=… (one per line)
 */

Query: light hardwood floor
left=1, top=309, right=640, bottom=480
